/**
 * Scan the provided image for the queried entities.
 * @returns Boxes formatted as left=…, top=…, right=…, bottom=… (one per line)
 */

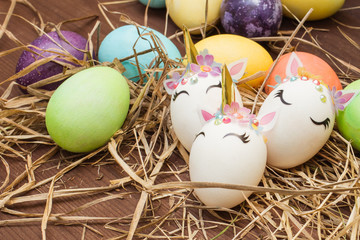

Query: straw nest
left=1, top=1, right=360, bottom=239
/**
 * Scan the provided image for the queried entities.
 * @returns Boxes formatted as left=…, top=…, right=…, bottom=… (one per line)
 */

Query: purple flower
left=190, top=54, right=221, bottom=78
left=330, top=86, right=357, bottom=115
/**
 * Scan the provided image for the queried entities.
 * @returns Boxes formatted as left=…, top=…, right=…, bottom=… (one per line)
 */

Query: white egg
left=189, top=104, right=277, bottom=208
left=258, top=52, right=356, bottom=169
left=259, top=79, right=334, bottom=169
left=164, top=54, right=247, bottom=151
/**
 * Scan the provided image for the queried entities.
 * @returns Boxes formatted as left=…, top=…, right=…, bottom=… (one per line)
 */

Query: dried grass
left=1, top=1, right=360, bottom=240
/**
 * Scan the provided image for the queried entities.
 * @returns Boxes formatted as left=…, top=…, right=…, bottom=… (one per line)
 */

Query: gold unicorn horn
left=221, top=64, right=235, bottom=114
left=183, top=25, right=198, bottom=65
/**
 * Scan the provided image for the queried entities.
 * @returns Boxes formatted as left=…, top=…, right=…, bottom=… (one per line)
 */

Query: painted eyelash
left=172, top=90, right=189, bottom=101
left=206, top=81, right=221, bottom=94
left=274, top=89, right=292, bottom=105
left=223, top=133, right=250, bottom=144
left=195, top=131, right=205, bottom=139
left=310, top=117, right=331, bottom=129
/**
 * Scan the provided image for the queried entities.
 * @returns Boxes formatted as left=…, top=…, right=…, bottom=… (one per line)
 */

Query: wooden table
left=1, top=0, right=360, bottom=239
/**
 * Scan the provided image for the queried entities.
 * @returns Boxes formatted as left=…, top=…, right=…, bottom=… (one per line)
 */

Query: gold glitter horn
left=221, top=64, right=235, bottom=114
left=183, top=25, right=198, bottom=65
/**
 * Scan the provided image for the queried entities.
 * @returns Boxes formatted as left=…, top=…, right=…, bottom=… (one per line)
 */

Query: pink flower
left=190, top=54, right=221, bottom=78
left=223, top=102, right=255, bottom=123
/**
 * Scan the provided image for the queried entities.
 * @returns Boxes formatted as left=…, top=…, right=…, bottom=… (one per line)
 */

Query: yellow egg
left=282, top=0, right=345, bottom=21
left=165, top=0, right=222, bottom=34
left=194, top=34, right=273, bottom=88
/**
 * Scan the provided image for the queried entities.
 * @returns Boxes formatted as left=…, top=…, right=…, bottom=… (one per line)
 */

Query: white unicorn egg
left=164, top=54, right=247, bottom=151
left=189, top=103, right=277, bottom=208
left=259, top=78, right=334, bottom=169
left=258, top=52, right=357, bottom=169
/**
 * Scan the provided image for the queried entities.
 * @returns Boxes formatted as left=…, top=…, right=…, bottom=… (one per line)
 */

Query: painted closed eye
left=173, top=90, right=189, bottom=101
left=206, top=81, right=221, bottom=94
left=223, top=133, right=250, bottom=144
left=310, top=117, right=331, bottom=130
left=274, top=89, right=292, bottom=105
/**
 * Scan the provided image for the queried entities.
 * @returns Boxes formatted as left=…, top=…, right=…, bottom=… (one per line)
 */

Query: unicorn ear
left=334, top=89, right=359, bottom=112
left=227, top=58, right=248, bottom=82
left=286, top=52, right=303, bottom=77
left=258, top=111, right=278, bottom=132
left=201, top=110, right=215, bottom=122
left=163, top=72, right=183, bottom=95
left=163, top=79, right=178, bottom=95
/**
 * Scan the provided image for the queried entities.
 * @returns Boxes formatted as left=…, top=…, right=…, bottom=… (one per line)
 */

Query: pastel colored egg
left=336, top=80, right=360, bottom=151
left=45, top=66, right=130, bottom=153
left=139, top=0, right=166, bottom=8
left=265, top=52, right=342, bottom=94
left=281, top=0, right=345, bottom=21
left=98, top=25, right=181, bottom=82
left=221, top=0, right=283, bottom=37
left=165, top=0, right=222, bottom=34
left=15, top=30, right=88, bottom=91
left=194, top=34, right=273, bottom=88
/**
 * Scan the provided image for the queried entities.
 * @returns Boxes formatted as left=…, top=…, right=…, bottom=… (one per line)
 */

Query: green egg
left=45, top=66, right=130, bottom=153
left=336, top=79, right=360, bottom=151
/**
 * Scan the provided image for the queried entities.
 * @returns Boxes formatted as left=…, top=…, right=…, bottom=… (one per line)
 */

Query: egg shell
left=264, top=52, right=342, bottom=94
left=189, top=118, right=267, bottom=208
left=45, top=66, right=130, bottom=153
left=336, top=80, right=360, bottom=151
left=15, top=30, right=88, bottom=91
left=281, top=0, right=345, bottom=21
left=139, top=0, right=165, bottom=8
left=165, top=0, right=222, bottom=34
left=194, top=34, right=273, bottom=88
left=259, top=79, right=335, bottom=169
left=220, top=0, right=283, bottom=38
left=98, top=25, right=181, bottom=82
left=170, top=73, right=243, bottom=151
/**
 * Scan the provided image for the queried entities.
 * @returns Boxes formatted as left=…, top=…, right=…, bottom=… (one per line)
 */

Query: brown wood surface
left=1, top=0, right=360, bottom=239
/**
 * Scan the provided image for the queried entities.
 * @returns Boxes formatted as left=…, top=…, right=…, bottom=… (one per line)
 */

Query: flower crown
left=268, top=66, right=356, bottom=115
left=211, top=102, right=263, bottom=134
left=167, top=51, right=221, bottom=86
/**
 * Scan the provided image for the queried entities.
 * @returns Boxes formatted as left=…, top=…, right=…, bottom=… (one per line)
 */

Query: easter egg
left=260, top=79, right=335, bottom=169
left=336, top=80, right=360, bottom=151
left=139, top=0, right=165, bottom=8
left=189, top=104, right=277, bottom=208
left=189, top=118, right=267, bottom=208
left=265, top=52, right=342, bottom=94
left=220, top=0, right=282, bottom=37
left=45, top=66, right=130, bottom=153
left=98, top=25, right=181, bottom=82
left=165, top=0, right=222, bottom=34
left=15, top=30, right=88, bottom=91
left=281, top=0, right=345, bottom=21
left=167, top=72, right=243, bottom=151
left=194, top=34, right=273, bottom=88
left=164, top=52, right=249, bottom=151
left=258, top=52, right=351, bottom=169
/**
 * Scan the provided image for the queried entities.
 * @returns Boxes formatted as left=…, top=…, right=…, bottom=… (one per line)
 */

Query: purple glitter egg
left=15, top=30, right=88, bottom=91
left=220, top=0, right=283, bottom=38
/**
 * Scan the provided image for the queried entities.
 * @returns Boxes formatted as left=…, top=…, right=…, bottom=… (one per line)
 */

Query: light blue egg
left=98, top=25, right=181, bottom=82
left=139, top=0, right=166, bottom=8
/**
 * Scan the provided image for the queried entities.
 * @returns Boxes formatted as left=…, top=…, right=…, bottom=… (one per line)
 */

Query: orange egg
left=264, top=51, right=342, bottom=94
